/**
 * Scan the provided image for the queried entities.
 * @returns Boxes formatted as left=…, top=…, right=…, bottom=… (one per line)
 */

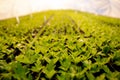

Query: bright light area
left=0, top=0, right=120, bottom=19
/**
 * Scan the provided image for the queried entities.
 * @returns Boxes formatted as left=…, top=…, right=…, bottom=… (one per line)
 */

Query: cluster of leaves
left=0, top=10, right=120, bottom=80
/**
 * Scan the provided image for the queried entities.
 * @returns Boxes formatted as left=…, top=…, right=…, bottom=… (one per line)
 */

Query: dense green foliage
left=0, top=10, right=120, bottom=80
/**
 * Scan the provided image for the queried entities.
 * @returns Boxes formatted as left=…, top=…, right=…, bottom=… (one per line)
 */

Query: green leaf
left=83, top=60, right=92, bottom=67
left=13, top=62, right=28, bottom=80
left=15, top=54, right=32, bottom=64
left=0, top=73, right=12, bottom=80
left=60, top=59, right=71, bottom=71
left=57, top=75, right=66, bottom=80
left=102, top=65, right=111, bottom=74
left=46, top=62, right=55, bottom=71
left=96, top=73, right=105, bottom=80
left=42, top=60, right=56, bottom=78
left=31, top=57, right=43, bottom=72
left=114, top=61, right=120, bottom=66
left=86, top=72, right=95, bottom=80
left=43, top=69, right=56, bottom=79
left=113, top=51, right=120, bottom=61
left=103, top=46, right=110, bottom=54
left=16, top=49, right=40, bottom=64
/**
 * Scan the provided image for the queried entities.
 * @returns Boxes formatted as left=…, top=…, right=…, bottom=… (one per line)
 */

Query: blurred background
left=0, top=0, right=120, bottom=20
